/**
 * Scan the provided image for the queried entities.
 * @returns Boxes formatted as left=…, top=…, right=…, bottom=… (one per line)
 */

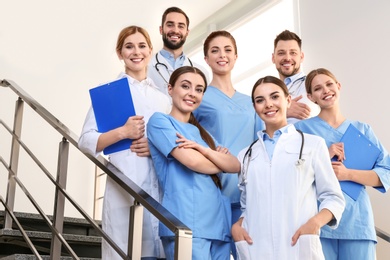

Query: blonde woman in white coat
left=79, top=26, right=171, bottom=260
left=232, top=76, right=345, bottom=260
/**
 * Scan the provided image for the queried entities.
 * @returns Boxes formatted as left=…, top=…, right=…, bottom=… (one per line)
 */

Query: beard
left=278, top=65, right=301, bottom=78
left=162, top=33, right=186, bottom=50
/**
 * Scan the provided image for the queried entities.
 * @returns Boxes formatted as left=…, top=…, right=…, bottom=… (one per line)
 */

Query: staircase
left=0, top=211, right=101, bottom=259
left=0, top=79, right=193, bottom=259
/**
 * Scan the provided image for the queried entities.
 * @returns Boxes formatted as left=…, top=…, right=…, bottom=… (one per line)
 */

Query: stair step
left=0, top=229, right=101, bottom=257
left=0, top=229, right=101, bottom=243
left=0, top=211, right=101, bottom=237
left=0, top=254, right=100, bottom=259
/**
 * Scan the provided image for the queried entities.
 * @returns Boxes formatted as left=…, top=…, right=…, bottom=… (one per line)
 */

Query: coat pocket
left=297, top=234, right=324, bottom=260
left=235, top=240, right=250, bottom=260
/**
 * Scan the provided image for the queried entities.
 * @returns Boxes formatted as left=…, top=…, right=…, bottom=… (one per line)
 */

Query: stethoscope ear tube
left=154, top=53, right=169, bottom=84
left=154, top=53, right=194, bottom=84
left=239, top=129, right=305, bottom=186
left=296, top=129, right=305, bottom=165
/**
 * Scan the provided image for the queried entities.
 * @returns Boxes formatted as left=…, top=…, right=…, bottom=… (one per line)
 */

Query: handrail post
left=128, top=201, right=144, bottom=259
left=175, top=229, right=192, bottom=260
left=50, top=137, right=69, bottom=258
left=4, top=98, right=24, bottom=229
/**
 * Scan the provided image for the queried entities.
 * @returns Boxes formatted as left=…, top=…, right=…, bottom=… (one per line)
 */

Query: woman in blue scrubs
left=193, top=30, right=263, bottom=259
left=295, top=68, right=390, bottom=260
left=147, top=66, right=240, bottom=260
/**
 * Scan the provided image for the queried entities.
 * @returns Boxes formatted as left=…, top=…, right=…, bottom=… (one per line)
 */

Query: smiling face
left=204, top=35, right=237, bottom=75
left=117, top=31, right=152, bottom=80
left=272, top=40, right=304, bottom=80
left=253, top=81, right=291, bottom=132
left=168, top=72, right=206, bottom=121
left=307, top=73, right=341, bottom=109
left=160, top=12, right=189, bottom=51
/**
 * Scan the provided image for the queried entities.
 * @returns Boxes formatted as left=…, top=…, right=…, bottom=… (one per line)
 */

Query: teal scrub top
left=295, top=116, right=390, bottom=241
left=193, top=86, right=263, bottom=204
left=147, top=112, right=231, bottom=241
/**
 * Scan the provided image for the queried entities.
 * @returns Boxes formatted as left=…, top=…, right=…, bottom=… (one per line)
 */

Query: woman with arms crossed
left=232, top=76, right=345, bottom=259
left=78, top=26, right=170, bottom=259
left=295, top=68, right=390, bottom=260
left=147, top=66, right=240, bottom=260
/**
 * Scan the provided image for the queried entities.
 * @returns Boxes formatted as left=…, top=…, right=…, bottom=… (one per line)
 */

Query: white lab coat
left=148, top=51, right=210, bottom=101
left=286, top=73, right=320, bottom=125
left=236, top=125, right=345, bottom=260
left=78, top=73, right=171, bottom=259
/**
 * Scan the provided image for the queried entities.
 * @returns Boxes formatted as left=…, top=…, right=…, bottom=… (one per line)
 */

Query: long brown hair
left=203, top=30, right=238, bottom=57
left=169, top=66, right=221, bottom=189
left=251, top=75, right=289, bottom=103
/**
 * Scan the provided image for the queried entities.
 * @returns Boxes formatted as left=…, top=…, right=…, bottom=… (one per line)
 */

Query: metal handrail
left=376, top=227, right=390, bottom=243
left=0, top=196, right=42, bottom=260
left=0, top=157, right=79, bottom=258
left=0, top=79, right=192, bottom=259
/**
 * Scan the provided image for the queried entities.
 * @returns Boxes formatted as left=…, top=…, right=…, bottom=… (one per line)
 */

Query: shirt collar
left=160, top=49, right=176, bottom=59
left=260, top=125, right=289, bottom=141
left=284, top=71, right=305, bottom=86
left=159, top=49, right=186, bottom=69
left=118, top=72, right=156, bottom=89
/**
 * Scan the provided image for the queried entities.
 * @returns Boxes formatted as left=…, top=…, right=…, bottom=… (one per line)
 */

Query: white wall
left=299, top=0, right=390, bottom=257
left=1, top=0, right=389, bottom=255
left=0, top=0, right=226, bottom=218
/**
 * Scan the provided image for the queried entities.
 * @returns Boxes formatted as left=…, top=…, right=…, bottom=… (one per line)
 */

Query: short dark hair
left=161, top=6, right=190, bottom=29
left=274, top=30, right=302, bottom=50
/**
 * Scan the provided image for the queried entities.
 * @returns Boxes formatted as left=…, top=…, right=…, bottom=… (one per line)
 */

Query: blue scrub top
left=193, top=86, right=263, bottom=204
left=147, top=112, right=231, bottom=241
left=295, top=116, right=390, bottom=241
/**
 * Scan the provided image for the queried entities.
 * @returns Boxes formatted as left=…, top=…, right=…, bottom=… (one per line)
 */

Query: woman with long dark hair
left=147, top=66, right=240, bottom=259
left=232, top=76, right=345, bottom=259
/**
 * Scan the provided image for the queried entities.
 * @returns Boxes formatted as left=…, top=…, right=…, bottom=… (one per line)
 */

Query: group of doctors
left=78, top=5, right=390, bottom=260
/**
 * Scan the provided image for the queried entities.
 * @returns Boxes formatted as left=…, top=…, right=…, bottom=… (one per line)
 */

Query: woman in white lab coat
left=231, top=76, right=345, bottom=260
left=78, top=26, right=171, bottom=260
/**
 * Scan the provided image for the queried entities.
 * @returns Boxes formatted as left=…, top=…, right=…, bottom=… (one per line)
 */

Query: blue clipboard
left=336, top=124, right=380, bottom=200
left=89, top=77, right=136, bottom=155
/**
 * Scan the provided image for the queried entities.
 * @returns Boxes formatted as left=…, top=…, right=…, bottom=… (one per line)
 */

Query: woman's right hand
left=216, top=146, right=230, bottom=154
left=328, top=142, right=345, bottom=161
left=232, top=218, right=253, bottom=244
left=122, top=115, right=145, bottom=139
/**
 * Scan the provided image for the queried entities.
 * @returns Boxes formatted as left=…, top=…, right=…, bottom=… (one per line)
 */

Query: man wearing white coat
left=148, top=6, right=209, bottom=100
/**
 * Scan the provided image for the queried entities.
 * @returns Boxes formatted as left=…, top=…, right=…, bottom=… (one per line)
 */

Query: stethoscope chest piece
left=295, top=158, right=305, bottom=166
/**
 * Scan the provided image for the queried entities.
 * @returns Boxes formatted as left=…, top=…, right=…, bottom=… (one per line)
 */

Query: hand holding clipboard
left=335, top=124, right=380, bottom=200
left=89, top=77, right=136, bottom=155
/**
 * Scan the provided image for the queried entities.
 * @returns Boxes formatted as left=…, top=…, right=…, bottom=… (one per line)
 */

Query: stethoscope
left=154, top=53, right=193, bottom=84
left=287, top=76, right=306, bottom=96
left=239, top=129, right=305, bottom=186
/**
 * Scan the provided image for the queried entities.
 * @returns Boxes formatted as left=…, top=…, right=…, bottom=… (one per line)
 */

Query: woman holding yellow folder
left=294, top=68, right=390, bottom=260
